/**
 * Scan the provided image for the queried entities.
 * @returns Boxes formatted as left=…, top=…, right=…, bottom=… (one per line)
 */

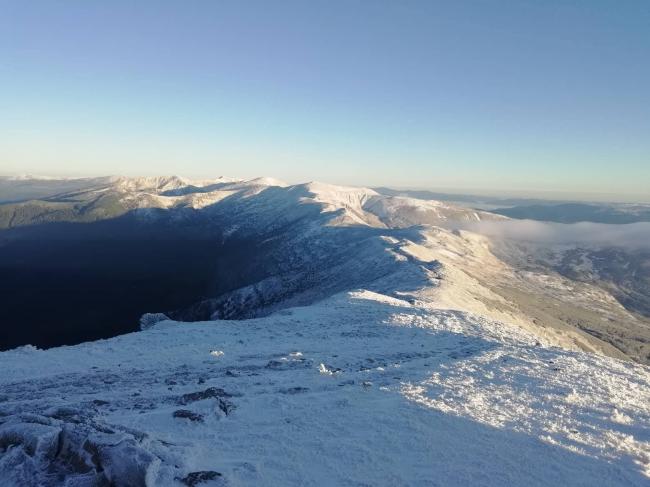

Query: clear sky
left=1, top=1, right=649, bottom=200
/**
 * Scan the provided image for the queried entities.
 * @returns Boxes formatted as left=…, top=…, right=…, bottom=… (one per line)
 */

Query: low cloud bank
left=448, top=220, right=650, bottom=250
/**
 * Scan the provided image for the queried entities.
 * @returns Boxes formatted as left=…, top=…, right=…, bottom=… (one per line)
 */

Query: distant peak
left=111, top=175, right=191, bottom=193
left=299, top=180, right=378, bottom=196
left=244, top=177, right=288, bottom=187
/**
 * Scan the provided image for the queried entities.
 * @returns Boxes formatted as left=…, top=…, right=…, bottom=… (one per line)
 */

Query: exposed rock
left=178, top=387, right=233, bottom=405
left=280, top=387, right=309, bottom=394
left=173, top=410, right=204, bottom=423
left=216, top=399, right=235, bottom=416
left=181, top=470, right=223, bottom=486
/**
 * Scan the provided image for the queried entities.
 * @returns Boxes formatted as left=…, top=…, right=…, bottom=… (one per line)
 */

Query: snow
left=294, top=181, right=380, bottom=226
left=2, top=175, right=650, bottom=485
left=4, top=174, right=506, bottom=232
left=362, top=195, right=506, bottom=229
left=112, top=175, right=193, bottom=193
left=1, top=290, right=649, bottom=486
left=245, top=176, right=288, bottom=188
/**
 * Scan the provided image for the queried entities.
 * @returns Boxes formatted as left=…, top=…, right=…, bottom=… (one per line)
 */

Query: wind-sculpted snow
left=1, top=291, right=649, bottom=486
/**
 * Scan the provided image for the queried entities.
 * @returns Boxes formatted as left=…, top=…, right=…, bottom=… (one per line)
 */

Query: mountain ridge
left=1, top=175, right=650, bottom=485
left=1, top=176, right=648, bottom=363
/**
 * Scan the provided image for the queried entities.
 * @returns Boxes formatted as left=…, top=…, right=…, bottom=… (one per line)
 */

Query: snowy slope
left=364, top=195, right=505, bottom=228
left=1, top=290, right=649, bottom=486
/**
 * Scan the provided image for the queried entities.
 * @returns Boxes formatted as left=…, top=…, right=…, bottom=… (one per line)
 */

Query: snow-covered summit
left=109, top=175, right=240, bottom=194
left=244, top=176, right=288, bottom=188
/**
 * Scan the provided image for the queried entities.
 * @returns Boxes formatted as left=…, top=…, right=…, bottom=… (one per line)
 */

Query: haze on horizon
left=1, top=1, right=649, bottom=202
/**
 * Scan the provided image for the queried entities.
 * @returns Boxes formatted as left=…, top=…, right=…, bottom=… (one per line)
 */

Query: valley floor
left=1, top=290, right=649, bottom=486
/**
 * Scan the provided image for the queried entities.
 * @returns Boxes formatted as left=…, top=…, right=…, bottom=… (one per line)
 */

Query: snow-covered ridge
left=109, top=175, right=240, bottom=194
left=104, top=176, right=501, bottom=227
left=93, top=176, right=498, bottom=222
left=0, top=175, right=503, bottom=228
left=1, top=175, right=643, bottom=362
left=2, top=174, right=650, bottom=485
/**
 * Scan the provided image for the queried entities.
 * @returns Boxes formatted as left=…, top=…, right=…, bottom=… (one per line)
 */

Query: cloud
left=447, top=220, right=650, bottom=250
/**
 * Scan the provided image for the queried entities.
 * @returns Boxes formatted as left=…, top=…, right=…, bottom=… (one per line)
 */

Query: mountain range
left=1, top=175, right=649, bottom=486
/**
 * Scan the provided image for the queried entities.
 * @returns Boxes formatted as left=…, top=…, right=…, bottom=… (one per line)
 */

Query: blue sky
left=1, top=1, right=649, bottom=200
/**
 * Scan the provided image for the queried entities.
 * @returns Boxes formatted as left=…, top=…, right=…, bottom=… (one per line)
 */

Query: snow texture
left=1, top=290, right=649, bottom=486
